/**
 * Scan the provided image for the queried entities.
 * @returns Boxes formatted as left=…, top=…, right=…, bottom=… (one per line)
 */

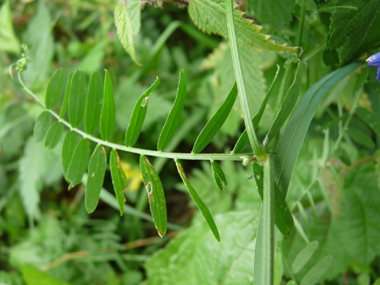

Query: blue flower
left=366, top=52, right=380, bottom=82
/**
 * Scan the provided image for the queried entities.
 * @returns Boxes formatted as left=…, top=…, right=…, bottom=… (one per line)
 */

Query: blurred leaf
left=68, top=70, right=87, bottom=128
left=192, top=83, right=237, bottom=154
left=175, top=159, right=220, bottom=241
left=85, top=145, right=107, bottom=213
left=110, top=149, right=127, bottom=215
left=157, top=70, right=187, bottom=151
left=45, top=68, right=64, bottom=110
left=34, top=111, right=52, bottom=142
left=0, top=0, right=20, bottom=54
left=300, top=255, right=333, bottom=285
left=100, top=70, right=115, bottom=141
left=61, top=130, right=78, bottom=179
left=44, top=121, right=63, bottom=149
left=22, top=264, right=71, bottom=285
left=60, top=72, right=73, bottom=119
left=66, top=138, right=90, bottom=189
left=374, top=278, right=380, bottom=285
left=85, top=71, right=103, bottom=135
left=124, top=78, right=160, bottom=147
left=211, top=160, right=227, bottom=191
left=128, top=0, right=141, bottom=36
left=356, top=106, right=380, bottom=138
left=140, top=155, right=167, bottom=237
left=292, top=241, right=319, bottom=273
left=347, top=128, right=375, bottom=149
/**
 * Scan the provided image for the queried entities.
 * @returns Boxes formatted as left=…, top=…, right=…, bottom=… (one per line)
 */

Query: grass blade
left=100, top=70, right=115, bottom=141
left=85, top=71, right=103, bottom=135
left=68, top=70, right=87, bottom=128
left=66, top=138, right=90, bottom=189
left=292, top=240, right=319, bottom=273
left=44, top=121, right=63, bottom=149
left=140, top=155, right=167, bottom=237
left=192, top=83, right=238, bottom=154
left=211, top=160, right=227, bottom=191
left=34, top=111, right=52, bottom=142
left=60, top=72, right=73, bottom=119
left=300, top=255, right=333, bottom=285
left=157, top=70, right=187, bottom=151
left=175, top=159, right=220, bottom=241
left=45, top=68, right=64, bottom=110
left=110, top=149, right=127, bottom=215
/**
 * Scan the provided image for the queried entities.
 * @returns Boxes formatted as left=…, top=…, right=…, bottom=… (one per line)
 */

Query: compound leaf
left=68, top=70, right=87, bottom=128
left=44, top=121, right=63, bottom=149
left=292, top=240, right=319, bottom=273
left=62, top=130, right=78, bottom=179
left=45, top=68, right=64, bottom=110
left=66, top=138, right=90, bottom=189
left=34, top=111, right=52, bottom=142
left=100, top=70, right=115, bottom=141
left=85, top=71, right=103, bottom=135
left=110, top=149, right=127, bottom=215
left=211, top=160, right=227, bottom=191
left=60, top=72, right=73, bottom=119
left=300, top=255, right=333, bottom=285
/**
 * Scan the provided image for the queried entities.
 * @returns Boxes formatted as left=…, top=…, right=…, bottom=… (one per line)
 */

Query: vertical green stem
left=296, top=0, right=306, bottom=47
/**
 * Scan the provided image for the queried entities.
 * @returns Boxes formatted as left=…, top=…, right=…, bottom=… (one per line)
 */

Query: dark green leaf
left=276, top=62, right=362, bottom=196
left=192, top=83, right=238, bottom=154
left=157, top=70, right=187, bottom=151
left=60, top=72, right=73, bottom=119
left=62, top=130, right=78, bottom=179
left=45, top=68, right=64, bottom=110
left=100, top=70, right=115, bottom=141
left=34, top=111, right=52, bottom=142
left=334, top=147, right=351, bottom=166
left=85, top=71, right=103, bottom=135
left=316, top=113, right=348, bottom=132
left=356, top=106, right=380, bottom=138
left=140, top=154, right=167, bottom=237
left=44, top=121, right=63, bottom=149
left=22, top=264, right=72, bottom=285
left=125, top=78, right=160, bottom=147
left=300, top=255, right=333, bottom=285
left=110, top=149, right=127, bottom=215
left=347, top=128, right=375, bottom=149
left=211, top=160, right=227, bottom=191
left=175, top=159, right=220, bottom=241
left=68, top=70, right=87, bottom=128
left=66, top=138, right=90, bottom=189
left=292, top=240, right=319, bottom=273
left=86, top=144, right=107, bottom=213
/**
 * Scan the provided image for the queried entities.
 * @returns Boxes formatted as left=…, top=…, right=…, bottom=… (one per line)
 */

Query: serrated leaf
left=192, top=83, right=238, bottom=154
left=85, top=71, right=103, bottom=135
left=292, top=240, right=319, bottom=273
left=110, top=149, right=127, bottom=215
left=44, top=121, right=63, bottom=149
left=100, top=70, right=115, bottom=141
left=85, top=145, right=107, bottom=213
left=188, top=0, right=296, bottom=52
left=62, top=130, right=78, bottom=179
left=0, top=0, right=20, bottom=55
left=114, top=3, right=140, bottom=65
left=347, top=128, right=375, bottom=149
left=329, top=0, right=380, bottom=64
left=157, top=70, right=187, bottom=151
left=68, top=70, right=87, bottom=128
left=128, top=0, right=141, bottom=36
left=125, top=78, right=160, bottom=147
left=66, top=138, right=90, bottom=189
left=211, top=160, right=227, bottom=191
left=175, top=159, right=220, bottom=241
left=356, top=106, right=380, bottom=138
left=276, top=62, right=362, bottom=196
left=45, top=68, right=64, bottom=110
left=140, top=155, right=167, bottom=237
left=300, top=255, right=333, bottom=285
left=60, top=72, right=73, bottom=119
left=34, top=111, right=52, bottom=142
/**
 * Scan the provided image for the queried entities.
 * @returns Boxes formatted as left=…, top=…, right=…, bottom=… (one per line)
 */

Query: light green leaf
left=125, top=78, right=160, bottom=147
left=286, top=281, right=297, bottom=285
left=114, top=3, right=140, bottom=65
left=100, top=70, right=115, bottom=141
left=0, top=0, right=20, bottom=54
left=66, top=138, right=90, bottom=189
left=157, top=70, right=187, bottom=151
left=61, top=130, right=78, bottom=179
left=211, top=160, right=227, bottom=191
left=188, top=0, right=297, bottom=52
left=192, top=83, right=237, bottom=154
left=140, top=155, right=167, bottom=237
left=68, top=70, right=87, bottom=128
left=292, top=240, right=319, bottom=273
left=175, top=159, right=220, bottom=241
left=300, top=255, right=333, bottom=285
left=60, top=72, right=73, bottom=119
left=374, top=278, right=380, bottom=285
left=85, top=145, right=107, bottom=213
left=356, top=106, right=380, bottom=138
left=45, top=68, right=65, bottom=110
left=22, top=264, right=72, bottom=285
left=85, top=71, right=103, bottom=135
left=110, top=149, right=127, bottom=215
left=34, top=111, right=52, bottom=142
left=128, top=0, right=141, bottom=36
left=347, top=128, right=375, bottom=149
left=44, top=121, right=63, bottom=149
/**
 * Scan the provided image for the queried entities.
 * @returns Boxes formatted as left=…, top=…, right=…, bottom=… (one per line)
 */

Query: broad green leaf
left=66, top=138, right=90, bottom=189
left=347, top=128, right=375, bottom=149
left=300, top=255, right=333, bottom=285
left=100, top=70, right=115, bottom=141
left=68, top=70, right=87, bottom=128
left=356, top=106, right=380, bottom=138
left=252, top=163, right=294, bottom=237
left=267, top=61, right=302, bottom=143
left=0, top=0, right=20, bottom=55
left=188, top=0, right=297, bottom=52
left=62, top=131, right=78, bottom=178
left=60, top=72, right=73, bottom=119
left=175, top=159, right=220, bottom=241
left=34, top=111, right=52, bottom=142
left=292, top=240, right=319, bottom=273
left=44, top=121, right=63, bottom=149
left=85, top=145, right=107, bottom=213
left=329, top=0, right=380, bottom=64
left=85, top=71, right=103, bottom=135
left=211, top=160, right=227, bottom=191
left=22, top=264, right=72, bottom=285
left=276, top=62, right=362, bottom=196
left=192, top=83, right=237, bottom=154
left=110, top=149, right=127, bottom=215
left=45, top=68, right=64, bottom=110
left=157, top=70, right=187, bottom=151
left=140, top=155, right=167, bottom=237
left=125, top=78, right=160, bottom=147
left=114, top=3, right=140, bottom=65
left=232, top=65, right=280, bottom=153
